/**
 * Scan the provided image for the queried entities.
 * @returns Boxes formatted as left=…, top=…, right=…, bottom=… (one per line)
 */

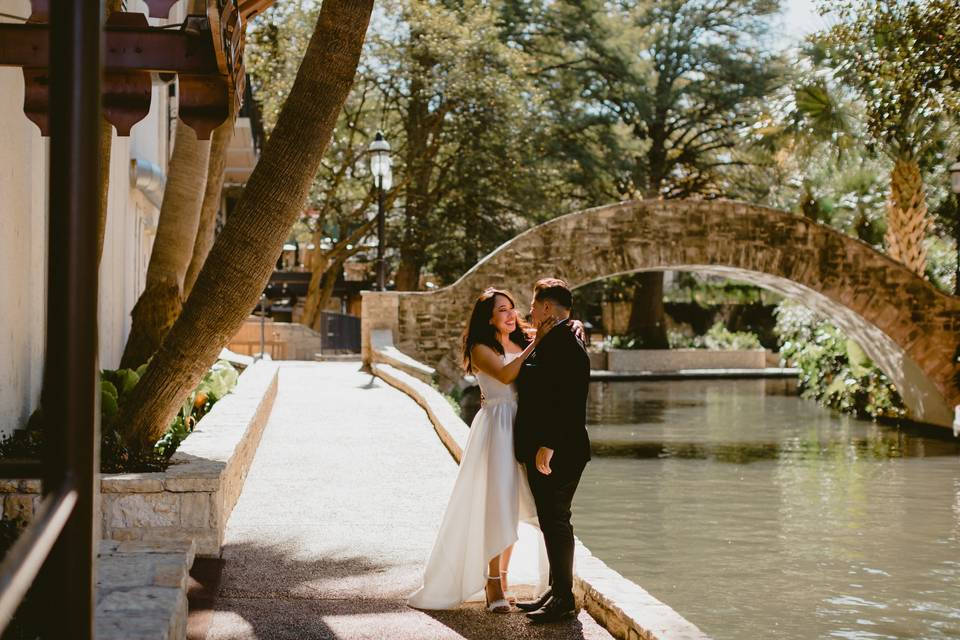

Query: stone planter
left=589, top=350, right=608, bottom=370
left=606, top=348, right=767, bottom=373
left=0, top=360, right=279, bottom=558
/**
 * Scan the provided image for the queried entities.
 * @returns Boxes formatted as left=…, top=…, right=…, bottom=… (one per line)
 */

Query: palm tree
left=184, top=112, right=235, bottom=297
left=119, top=0, right=374, bottom=450
left=818, top=0, right=960, bottom=276
left=119, top=117, right=211, bottom=369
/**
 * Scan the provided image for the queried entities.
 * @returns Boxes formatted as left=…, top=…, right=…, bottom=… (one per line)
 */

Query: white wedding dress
left=408, top=352, right=548, bottom=610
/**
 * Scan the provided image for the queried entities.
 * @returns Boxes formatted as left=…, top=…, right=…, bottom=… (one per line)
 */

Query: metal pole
left=376, top=175, right=386, bottom=291
left=40, top=1, right=102, bottom=638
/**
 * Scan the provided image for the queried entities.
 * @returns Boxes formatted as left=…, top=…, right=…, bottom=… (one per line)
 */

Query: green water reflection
left=574, top=379, right=960, bottom=639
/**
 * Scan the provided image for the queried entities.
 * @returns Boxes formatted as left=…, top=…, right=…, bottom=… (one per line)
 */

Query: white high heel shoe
left=484, top=574, right=511, bottom=613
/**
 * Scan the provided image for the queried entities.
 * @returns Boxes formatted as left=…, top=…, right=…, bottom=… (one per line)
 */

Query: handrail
left=0, top=3, right=102, bottom=638
left=0, top=485, right=77, bottom=629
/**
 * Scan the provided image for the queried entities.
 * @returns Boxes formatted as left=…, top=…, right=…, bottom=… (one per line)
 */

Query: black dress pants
left=525, top=461, right=585, bottom=601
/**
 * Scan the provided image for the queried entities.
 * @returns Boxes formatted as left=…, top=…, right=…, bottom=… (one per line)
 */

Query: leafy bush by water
left=607, top=322, right=762, bottom=351
left=773, top=301, right=905, bottom=420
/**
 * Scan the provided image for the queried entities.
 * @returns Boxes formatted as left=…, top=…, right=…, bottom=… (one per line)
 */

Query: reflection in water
left=574, top=379, right=960, bottom=640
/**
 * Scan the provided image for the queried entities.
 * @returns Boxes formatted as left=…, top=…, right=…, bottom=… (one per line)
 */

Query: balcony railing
left=0, top=3, right=101, bottom=637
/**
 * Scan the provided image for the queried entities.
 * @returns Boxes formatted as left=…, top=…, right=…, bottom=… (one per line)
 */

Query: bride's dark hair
left=461, top=288, right=530, bottom=372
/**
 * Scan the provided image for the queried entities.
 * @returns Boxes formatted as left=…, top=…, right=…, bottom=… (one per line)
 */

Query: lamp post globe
left=368, top=131, right=392, bottom=291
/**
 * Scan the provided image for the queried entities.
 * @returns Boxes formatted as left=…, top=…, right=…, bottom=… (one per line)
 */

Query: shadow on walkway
left=198, top=540, right=406, bottom=640
left=427, top=606, right=594, bottom=640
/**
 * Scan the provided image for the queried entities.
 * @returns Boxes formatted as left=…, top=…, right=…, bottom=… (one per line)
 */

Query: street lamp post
left=368, top=131, right=392, bottom=291
left=950, top=158, right=960, bottom=296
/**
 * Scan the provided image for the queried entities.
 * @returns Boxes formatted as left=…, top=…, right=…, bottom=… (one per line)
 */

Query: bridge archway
left=363, top=199, right=960, bottom=428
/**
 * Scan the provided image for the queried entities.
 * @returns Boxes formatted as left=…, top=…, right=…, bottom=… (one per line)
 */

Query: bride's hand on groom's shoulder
left=569, top=319, right=586, bottom=343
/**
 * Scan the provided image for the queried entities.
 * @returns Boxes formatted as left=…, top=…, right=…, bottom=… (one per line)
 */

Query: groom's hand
left=535, top=447, right=554, bottom=475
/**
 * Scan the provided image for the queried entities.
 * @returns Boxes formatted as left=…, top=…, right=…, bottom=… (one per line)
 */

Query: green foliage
left=518, top=0, right=788, bottom=201
left=0, top=361, right=240, bottom=473
left=815, top=0, right=960, bottom=162
left=0, top=429, right=42, bottom=460
left=692, top=323, right=763, bottom=351
left=923, top=234, right=959, bottom=293
left=664, top=274, right=781, bottom=306
left=153, top=360, right=240, bottom=461
left=600, top=276, right=633, bottom=302
left=773, top=301, right=906, bottom=420
left=608, top=322, right=761, bottom=351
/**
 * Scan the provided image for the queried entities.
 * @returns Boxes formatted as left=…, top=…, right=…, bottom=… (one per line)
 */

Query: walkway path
left=200, top=362, right=613, bottom=640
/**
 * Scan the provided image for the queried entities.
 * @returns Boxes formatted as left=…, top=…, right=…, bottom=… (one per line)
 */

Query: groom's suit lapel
left=520, top=318, right=570, bottom=382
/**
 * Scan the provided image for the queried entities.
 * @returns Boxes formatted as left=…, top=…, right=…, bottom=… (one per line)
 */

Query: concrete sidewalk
left=199, top=362, right=613, bottom=640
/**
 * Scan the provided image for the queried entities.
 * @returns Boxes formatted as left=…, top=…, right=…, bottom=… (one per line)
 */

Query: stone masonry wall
left=0, top=361, right=279, bottom=557
left=363, top=199, right=960, bottom=428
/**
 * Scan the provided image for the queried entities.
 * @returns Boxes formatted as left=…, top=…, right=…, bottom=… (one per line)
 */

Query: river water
left=573, top=378, right=960, bottom=639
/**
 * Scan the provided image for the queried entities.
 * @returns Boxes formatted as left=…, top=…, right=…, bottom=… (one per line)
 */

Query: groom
left=514, top=278, right=591, bottom=624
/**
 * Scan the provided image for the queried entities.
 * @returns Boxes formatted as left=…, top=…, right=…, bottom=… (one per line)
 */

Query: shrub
left=773, top=301, right=905, bottom=420
left=0, top=360, right=240, bottom=473
left=609, top=323, right=762, bottom=350
left=691, top=322, right=762, bottom=350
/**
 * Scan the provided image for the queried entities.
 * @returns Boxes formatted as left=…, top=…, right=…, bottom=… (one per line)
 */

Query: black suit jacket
left=513, top=319, right=592, bottom=472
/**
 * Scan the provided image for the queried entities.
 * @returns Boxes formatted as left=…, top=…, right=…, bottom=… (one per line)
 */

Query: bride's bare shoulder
left=471, top=343, right=499, bottom=361
left=471, top=342, right=496, bottom=354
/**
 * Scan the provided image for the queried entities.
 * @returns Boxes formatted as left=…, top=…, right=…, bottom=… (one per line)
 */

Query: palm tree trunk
left=184, top=112, right=235, bottom=297
left=119, top=0, right=374, bottom=450
left=97, top=117, right=113, bottom=263
left=119, top=118, right=212, bottom=369
left=884, top=156, right=930, bottom=276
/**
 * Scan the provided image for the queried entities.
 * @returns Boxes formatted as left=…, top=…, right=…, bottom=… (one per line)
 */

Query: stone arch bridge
left=362, top=199, right=960, bottom=429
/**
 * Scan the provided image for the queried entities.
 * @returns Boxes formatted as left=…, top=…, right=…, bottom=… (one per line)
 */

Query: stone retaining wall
left=371, top=357, right=710, bottom=640
left=0, top=360, right=279, bottom=557
left=95, top=539, right=195, bottom=640
left=605, top=348, right=767, bottom=372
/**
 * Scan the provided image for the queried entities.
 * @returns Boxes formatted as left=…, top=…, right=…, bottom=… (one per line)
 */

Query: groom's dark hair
left=534, top=278, right=572, bottom=309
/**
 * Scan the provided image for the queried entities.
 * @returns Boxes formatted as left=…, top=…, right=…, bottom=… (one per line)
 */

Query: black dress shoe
left=526, top=594, right=576, bottom=624
left=516, top=587, right=552, bottom=612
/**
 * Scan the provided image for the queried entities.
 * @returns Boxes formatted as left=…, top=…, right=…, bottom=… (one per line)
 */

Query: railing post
left=39, top=1, right=103, bottom=638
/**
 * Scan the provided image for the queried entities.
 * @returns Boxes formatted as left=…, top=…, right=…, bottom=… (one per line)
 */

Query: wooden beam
left=0, top=21, right=220, bottom=75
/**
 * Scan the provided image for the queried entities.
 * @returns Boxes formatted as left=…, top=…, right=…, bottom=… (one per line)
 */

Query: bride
left=408, top=287, right=555, bottom=613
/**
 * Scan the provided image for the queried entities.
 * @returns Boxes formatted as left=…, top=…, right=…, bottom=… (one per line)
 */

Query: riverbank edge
left=372, top=360, right=711, bottom=640
left=590, top=367, right=798, bottom=381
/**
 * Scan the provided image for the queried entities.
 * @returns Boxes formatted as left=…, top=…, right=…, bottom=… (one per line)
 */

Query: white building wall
left=1, top=0, right=45, bottom=437
left=0, top=0, right=184, bottom=434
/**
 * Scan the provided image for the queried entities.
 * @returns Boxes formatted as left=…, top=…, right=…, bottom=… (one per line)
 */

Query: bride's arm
left=471, top=319, right=556, bottom=384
